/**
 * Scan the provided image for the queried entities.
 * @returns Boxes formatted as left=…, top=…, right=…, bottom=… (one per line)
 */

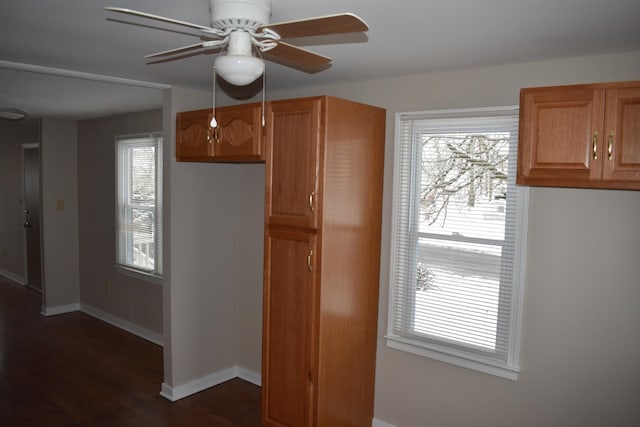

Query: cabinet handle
left=592, top=131, right=598, bottom=160
left=207, top=127, right=220, bottom=144
left=607, top=132, right=613, bottom=161
left=307, top=249, right=313, bottom=272
left=308, top=192, right=315, bottom=212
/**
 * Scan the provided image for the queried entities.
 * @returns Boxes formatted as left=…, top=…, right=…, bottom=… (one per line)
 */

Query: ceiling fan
left=106, top=0, right=369, bottom=86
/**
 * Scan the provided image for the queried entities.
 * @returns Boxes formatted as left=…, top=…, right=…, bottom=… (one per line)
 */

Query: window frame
left=115, top=133, right=163, bottom=284
left=386, top=106, right=528, bottom=380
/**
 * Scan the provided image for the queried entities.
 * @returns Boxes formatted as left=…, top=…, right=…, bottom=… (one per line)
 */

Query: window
left=387, top=107, right=528, bottom=380
left=116, top=134, right=163, bottom=281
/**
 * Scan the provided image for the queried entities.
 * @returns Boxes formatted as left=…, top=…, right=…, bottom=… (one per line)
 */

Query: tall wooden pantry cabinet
left=262, top=96, right=386, bottom=427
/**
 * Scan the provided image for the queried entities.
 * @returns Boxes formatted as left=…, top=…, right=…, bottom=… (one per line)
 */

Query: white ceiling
left=1, top=0, right=639, bottom=119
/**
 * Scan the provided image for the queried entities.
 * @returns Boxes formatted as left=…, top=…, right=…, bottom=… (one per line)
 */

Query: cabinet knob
left=592, top=131, right=598, bottom=160
left=608, top=132, right=613, bottom=161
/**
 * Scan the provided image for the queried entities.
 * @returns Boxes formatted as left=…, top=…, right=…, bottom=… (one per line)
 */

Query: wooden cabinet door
left=265, top=98, right=322, bottom=229
left=176, top=109, right=214, bottom=160
left=213, top=103, right=264, bottom=161
left=518, top=85, right=606, bottom=186
left=262, top=228, right=317, bottom=427
left=602, top=87, right=640, bottom=184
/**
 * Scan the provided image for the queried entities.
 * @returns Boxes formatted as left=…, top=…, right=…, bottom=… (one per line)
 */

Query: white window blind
left=116, top=134, right=163, bottom=279
left=387, top=107, right=528, bottom=379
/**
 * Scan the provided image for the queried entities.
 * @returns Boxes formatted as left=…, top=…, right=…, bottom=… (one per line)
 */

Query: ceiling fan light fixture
left=215, top=54, right=265, bottom=86
left=214, top=30, right=265, bottom=86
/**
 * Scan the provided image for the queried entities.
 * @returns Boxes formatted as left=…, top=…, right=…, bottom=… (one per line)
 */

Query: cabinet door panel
left=176, top=109, right=213, bottom=160
left=262, top=229, right=317, bottom=427
left=266, top=98, right=322, bottom=229
left=603, top=87, right=640, bottom=181
left=214, top=103, right=264, bottom=161
left=518, top=87, right=605, bottom=185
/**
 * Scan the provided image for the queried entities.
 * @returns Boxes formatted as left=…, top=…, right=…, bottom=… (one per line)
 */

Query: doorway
left=22, top=144, right=42, bottom=291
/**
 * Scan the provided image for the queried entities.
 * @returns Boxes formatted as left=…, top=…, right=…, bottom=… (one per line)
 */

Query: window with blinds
left=116, top=134, right=163, bottom=280
left=387, top=107, right=528, bottom=379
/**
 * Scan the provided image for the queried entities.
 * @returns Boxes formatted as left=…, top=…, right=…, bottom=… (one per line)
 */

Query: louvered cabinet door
left=262, top=228, right=317, bottom=427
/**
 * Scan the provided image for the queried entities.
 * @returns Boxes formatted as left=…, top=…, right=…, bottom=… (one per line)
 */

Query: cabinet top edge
left=520, top=80, right=640, bottom=93
left=177, top=96, right=386, bottom=115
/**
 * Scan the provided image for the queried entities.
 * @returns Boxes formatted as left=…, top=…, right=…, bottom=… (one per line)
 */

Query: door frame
left=21, top=142, right=45, bottom=297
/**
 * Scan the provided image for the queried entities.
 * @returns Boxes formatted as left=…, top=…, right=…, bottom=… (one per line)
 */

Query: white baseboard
left=373, top=418, right=397, bottom=427
left=158, top=367, right=389, bottom=427
left=237, top=366, right=261, bottom=386
left=42, top=302, right=80, bottom=316
left=80, top=303, right=163, bottom=347
left=0, top=268, right=26, bottom=285
left=160, top=366, right=262, bottom=402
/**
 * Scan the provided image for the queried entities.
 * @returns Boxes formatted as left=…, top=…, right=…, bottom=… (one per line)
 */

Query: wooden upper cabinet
left=213, top=103, right=264, bottom=162
left=176, top=108, right=213, bottom=160
left=176, top=103, right=264, bottom=162
left=518, top=81, right=640, bottom=190
left=265, top=97, right=322, bottom=229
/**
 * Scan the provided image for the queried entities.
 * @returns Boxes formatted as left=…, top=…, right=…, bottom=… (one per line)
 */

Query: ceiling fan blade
left=145, top=43, right=201, bottom=59
left=105, top=7, right=214, bottom=32
left=144, top=41, right=221, bottom=59
left=259, top=13, right=368, bottom=39
left=264, top=41, right=331, bottom=70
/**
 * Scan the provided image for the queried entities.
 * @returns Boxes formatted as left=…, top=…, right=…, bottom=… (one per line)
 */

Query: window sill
left=385, top=334, right=519, bottom=381
left=115, top=265, right=162, bottom=285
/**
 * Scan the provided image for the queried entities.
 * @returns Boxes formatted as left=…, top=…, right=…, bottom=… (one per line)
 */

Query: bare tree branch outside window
left=420, top=134, right=509, bottom=226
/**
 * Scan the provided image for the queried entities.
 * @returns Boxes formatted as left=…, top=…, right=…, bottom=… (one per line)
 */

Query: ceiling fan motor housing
left=210, top=0, right=272, bottom=29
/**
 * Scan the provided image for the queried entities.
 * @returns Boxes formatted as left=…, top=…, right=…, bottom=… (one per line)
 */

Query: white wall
left=236, top=163, right=264, bottom=380
left=41, top=119, right=80, bottom=310
left=163, top=86, right=264, bottom=390
left=257, top=51, right=640, bottom=426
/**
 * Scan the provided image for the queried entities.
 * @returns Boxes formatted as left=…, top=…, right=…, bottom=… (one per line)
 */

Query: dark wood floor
left=0, top=277, right=261, bottom=426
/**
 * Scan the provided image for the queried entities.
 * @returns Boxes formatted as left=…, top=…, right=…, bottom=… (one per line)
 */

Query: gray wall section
left=41, top=118, right=80, bottom=309
left=162, top=86, right=265, bottom=389
left=77, top=110, right=164, bottom=333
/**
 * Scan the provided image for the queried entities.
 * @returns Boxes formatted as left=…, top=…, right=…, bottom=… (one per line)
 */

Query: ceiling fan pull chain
left=262, top=66, right=266, bottom=127
left=255, top=47, right=266, bottom=127
left=210, top=66, right=218, bottom=129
